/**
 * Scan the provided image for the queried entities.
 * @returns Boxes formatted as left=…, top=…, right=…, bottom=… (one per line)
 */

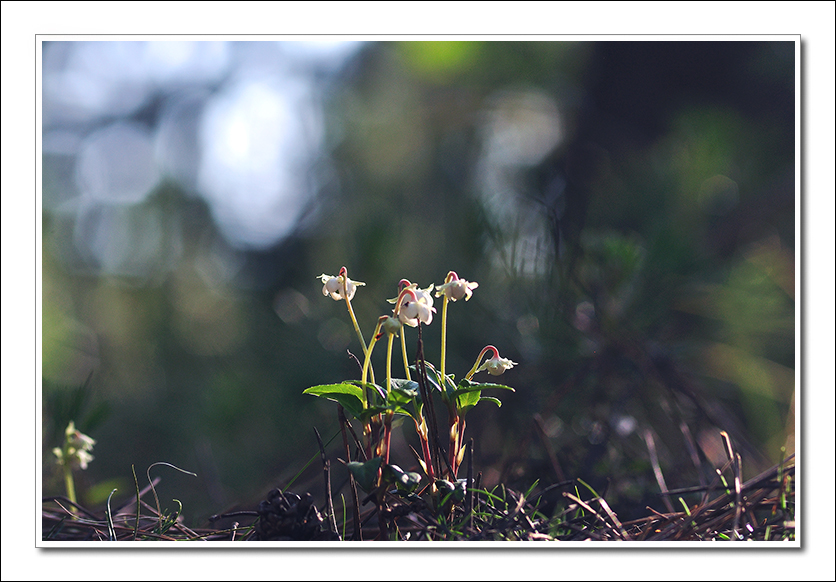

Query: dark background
left=41, top=40, right=796, bottom=524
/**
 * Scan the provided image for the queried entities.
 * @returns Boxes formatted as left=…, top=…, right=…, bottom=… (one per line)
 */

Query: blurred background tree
left=41, top=39, right=795, bottom=524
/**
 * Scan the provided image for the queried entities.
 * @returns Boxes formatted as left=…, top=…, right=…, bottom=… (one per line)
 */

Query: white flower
left=476, top=352, right=517, bottom=376
left=75, top=449, right=94, bottom=470
left=412, top=284, right=435, bottom=310
left=319, top=267, right=365, bottom=301
left=388, top=281, right=434, bottom=307
left=397, top=287, right=436, bottom=327
left=436, top=273, right=478, bottom=302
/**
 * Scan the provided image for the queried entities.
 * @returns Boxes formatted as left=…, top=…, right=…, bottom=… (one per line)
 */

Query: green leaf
left=346, top=457, right=383, bottom=493
left=457, top=389, right=481, bottom=415
left=417, top=362, right=441, bottom=393
left=421, top=361, right=457, bottom=400
left=390, top=378, right=420, bottom=396
left=472, top=382, right=515, bottom=392
left=452, top=378, right=515, bottom=398
left=388, top=381, right=418, bottom=408
left=350, top=380, right=387, bottom=403
left=435, top=478, right=467, bottom=504
left=384, top=464, right=422, bottom=493
left=452, top=378, right=513, bottom=414
left=356, top=405, right=391, bottom=423
left=303, top=383, right=366, bottom=417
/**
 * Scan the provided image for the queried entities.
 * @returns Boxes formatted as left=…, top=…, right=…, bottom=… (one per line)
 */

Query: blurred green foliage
left=42, top=40, right=795, bottom=524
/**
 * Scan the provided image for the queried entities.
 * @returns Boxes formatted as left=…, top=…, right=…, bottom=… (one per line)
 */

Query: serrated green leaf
left=452, top=378, right=515, bottom=398
left=473, top=382, right=514, bottom=392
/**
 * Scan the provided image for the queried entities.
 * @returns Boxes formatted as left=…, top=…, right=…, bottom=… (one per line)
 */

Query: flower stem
left=386, top=332, right=394, bottom=396
left=400, top=332, right=411, bottom=381
left=381, top=332, right=396, bottom=463
left=361, top=321, right=384, bottom=397
left=63, top=462, right=77, bottom=506
left=465, top=345, right=498, bottom=380
left=440, top=294, right=449, bottom=381
left=345, top=295, right=374, bottom=385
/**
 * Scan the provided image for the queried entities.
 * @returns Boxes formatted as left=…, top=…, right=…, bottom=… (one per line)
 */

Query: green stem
left=381, top=333, right=396, bottom=464
left=359, top=327, right=380, bottom=458
left=386, top=332, right=394, bottom=396
left=400, top=332, right=411, bottom=380
left=63, top=462, right=77, bottom=506
left=440, top=294, right=449, bottom=381
left=345, top=295, right=375, bottom=385
left=361, top=331, right=381, bottom=400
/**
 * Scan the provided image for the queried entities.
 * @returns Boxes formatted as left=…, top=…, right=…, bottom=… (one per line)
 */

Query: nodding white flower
left=319, top=267, right=365, bottom=301
left=476, top=348, right=517, bottom=376
left=435, top=271, right=478, bottom=302
left=53, top=421, right=96, bottom=470
left=396, top=287, right=436, bottom=327
left=412, top=284, right=435, bottom=310
left=388, top=280, right=434, bottom=307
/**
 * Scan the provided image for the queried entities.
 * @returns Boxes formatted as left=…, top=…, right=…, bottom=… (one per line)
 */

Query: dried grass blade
left=314, top=426, right=340, bottom=538
left=643, top=428, right=675, bottom=513
left=563, top=492, right=620, bottom=540
left=732, top=452, right=743, bottom=539
left=105, top=488, right=118, bottom=541
left=596, top=496, right=628, bottom=540
left=131, top=464, right=140, bottom=540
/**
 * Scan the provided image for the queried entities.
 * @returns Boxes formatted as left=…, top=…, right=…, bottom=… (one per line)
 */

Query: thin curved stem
left=440, top=295, right=450, bottom=381
left=400, top=332, right=411, bottom=380
left=360, top=338, right=379, bottom=392
left=465, top=345, right=498, bottom=381
left=345, top=295, right=374, bottom=385
left=386, top=332, right=394, bottom=396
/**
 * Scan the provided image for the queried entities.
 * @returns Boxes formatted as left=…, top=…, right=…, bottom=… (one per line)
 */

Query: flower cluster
left=306, top=267, right=516, bottom=497
left=53, top=420, right=96, bottom=506
left=53, top=420, right=96, bottom=471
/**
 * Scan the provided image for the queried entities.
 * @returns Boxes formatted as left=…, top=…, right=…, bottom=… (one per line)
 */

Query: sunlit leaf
left=302, top=383, right=365, bottom=417
left=457, top=389, right=481, bottom=415
left=453, top=378, right=515, bottom=397
left=478, top=396, right=502, bottom=408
